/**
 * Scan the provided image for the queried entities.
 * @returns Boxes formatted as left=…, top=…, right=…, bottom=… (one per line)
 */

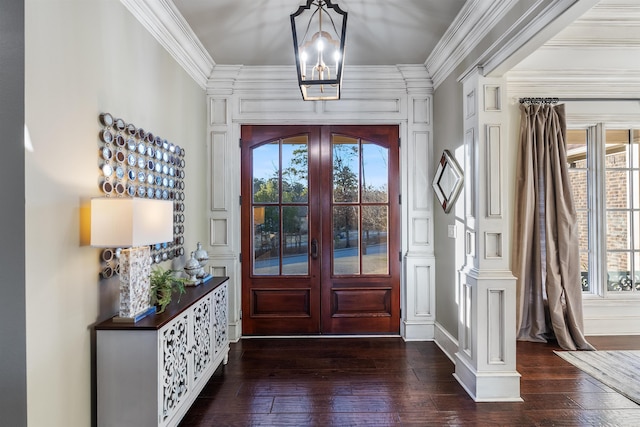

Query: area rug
left=554, top=350, right=640, bottom=405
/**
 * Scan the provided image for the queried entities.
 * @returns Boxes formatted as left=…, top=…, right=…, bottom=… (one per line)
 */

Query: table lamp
left=91, top=197, right=173, bottom=322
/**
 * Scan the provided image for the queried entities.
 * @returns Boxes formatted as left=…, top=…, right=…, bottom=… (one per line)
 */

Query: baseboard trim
left=434, top=322, right=458, bottom=364
left=240, top=335, right=402, bottom=339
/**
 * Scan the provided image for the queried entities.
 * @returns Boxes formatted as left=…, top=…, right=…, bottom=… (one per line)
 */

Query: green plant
left=150, top=267, right=188, bottom=313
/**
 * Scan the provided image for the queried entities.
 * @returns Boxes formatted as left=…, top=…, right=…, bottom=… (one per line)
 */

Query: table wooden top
left=95, top=276, right=229, bottom=331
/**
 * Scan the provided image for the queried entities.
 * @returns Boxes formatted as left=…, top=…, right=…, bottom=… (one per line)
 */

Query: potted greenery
left=150, top=267, right=188, bottom=313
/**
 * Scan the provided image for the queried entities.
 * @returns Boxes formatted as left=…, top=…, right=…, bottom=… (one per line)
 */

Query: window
left=567, top=126, right=640, bottom=296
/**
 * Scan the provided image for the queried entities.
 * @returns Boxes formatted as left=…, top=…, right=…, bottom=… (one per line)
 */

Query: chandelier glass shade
left=290, top=0, right=347, bottom=100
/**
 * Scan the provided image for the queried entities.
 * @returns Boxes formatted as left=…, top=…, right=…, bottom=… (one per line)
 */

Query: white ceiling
left=133, top=0, right=640, bottom=94
left=172, top=0, right=466, bottom=66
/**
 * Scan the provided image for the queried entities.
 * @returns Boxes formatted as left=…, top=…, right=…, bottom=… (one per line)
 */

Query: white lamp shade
left=91, top=198, right=174, bottom=248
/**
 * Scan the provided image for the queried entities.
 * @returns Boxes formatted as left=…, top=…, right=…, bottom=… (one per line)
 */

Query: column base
left=454, top=352, right=522, bottom=402
left=402, top=320, right=435, bottom=341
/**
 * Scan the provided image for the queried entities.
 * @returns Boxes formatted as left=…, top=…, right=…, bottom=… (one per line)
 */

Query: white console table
left=96, top=277, right=229, bottom=427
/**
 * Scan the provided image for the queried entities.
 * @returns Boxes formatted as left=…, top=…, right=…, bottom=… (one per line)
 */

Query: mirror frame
left=432, top=149, right=464, bottom=213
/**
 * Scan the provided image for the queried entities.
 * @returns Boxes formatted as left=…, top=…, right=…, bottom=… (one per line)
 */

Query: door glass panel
left=253, top=206, right=280, bottom=275
left=253, top=142, right=279, bottom=203
left=333, top=136, right=359, bottom=203
left=252, top=135, right=310, bottom=276
left=333, top=206, right=360, bottom=275
left=362, top=141, right=388, bottom=203
left=331, top=134, right=391, bottom=277
left=362, top=206, right=388, bottom=274
left=282, top=206, right=309, bottom=275
left=282, top=137, right=308, bottom=203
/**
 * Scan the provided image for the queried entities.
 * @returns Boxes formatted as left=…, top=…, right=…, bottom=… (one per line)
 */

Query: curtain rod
left=519, top=97, right=640, bottom=104
left=519, top=97, right=558, bottom=104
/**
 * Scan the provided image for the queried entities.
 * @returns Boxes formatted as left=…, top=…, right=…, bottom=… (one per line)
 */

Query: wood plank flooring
left=179, top=336, right=640, bottom=426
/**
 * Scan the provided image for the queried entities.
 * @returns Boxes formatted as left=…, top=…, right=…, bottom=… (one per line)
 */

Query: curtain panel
left=513, top=103, right=594, bottom=351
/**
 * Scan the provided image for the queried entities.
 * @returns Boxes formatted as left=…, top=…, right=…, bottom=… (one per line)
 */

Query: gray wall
left=433, top=73, right=464, bottom=339
left=0, top=0, right=27, bottom=425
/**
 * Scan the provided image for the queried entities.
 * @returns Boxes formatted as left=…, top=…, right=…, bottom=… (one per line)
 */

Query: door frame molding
left=205, top=64, right=435, bottom=342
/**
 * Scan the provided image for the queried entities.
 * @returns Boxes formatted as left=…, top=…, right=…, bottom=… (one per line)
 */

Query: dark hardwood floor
left=179, top=335, right=640, bottom=426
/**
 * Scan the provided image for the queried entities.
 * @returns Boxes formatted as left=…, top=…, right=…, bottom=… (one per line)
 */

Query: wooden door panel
left=251, top=289, right=311, bottom=317
left=331, top=288, right=391, bottom=315
left=320, top=125, right=400, bottom=334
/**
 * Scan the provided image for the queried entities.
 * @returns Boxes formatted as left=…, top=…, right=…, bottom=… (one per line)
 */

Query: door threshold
left=241, top=334, right=402, bottom=339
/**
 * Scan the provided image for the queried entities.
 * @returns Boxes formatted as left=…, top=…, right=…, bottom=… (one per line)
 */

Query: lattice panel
left=160, top=313, right=189, bottom=423
left=213, top=283, right=228, bottom=356
left=191, top=295, right=212, bottom=383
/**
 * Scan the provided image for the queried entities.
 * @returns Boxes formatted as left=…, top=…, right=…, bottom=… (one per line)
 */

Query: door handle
left=310, top=238, right=318, bottom=259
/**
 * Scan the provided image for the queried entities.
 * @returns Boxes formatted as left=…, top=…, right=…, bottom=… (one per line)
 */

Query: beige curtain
left=513, top=103, right=594, bottom=351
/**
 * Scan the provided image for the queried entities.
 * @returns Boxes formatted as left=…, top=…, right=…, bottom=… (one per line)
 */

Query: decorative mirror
left=96, top=112, right=187, bottom=275
left=432, top=150, right=464, bottom=213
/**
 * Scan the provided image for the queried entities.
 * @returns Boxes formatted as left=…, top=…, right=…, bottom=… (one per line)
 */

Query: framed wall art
left=432, top=149, right=463, bottom=213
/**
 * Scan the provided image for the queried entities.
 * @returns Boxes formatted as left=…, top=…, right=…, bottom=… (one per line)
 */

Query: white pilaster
left=454, top=68, right=521, bottom=401
left=206, top=65, right=242, bottom=342
left=398, top=65, right=436, bottom=341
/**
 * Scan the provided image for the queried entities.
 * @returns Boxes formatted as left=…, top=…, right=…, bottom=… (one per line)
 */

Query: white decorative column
left=454, top=67, right=521, bottom=401
left=398, top=65, right=436, bottom=341
left=206, top=65, right=242, bottom=342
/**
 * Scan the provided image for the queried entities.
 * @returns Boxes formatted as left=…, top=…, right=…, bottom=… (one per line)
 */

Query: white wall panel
left=411, top=131, right=431, bottom=212
left=239, top=98, right=317, bottom=115
left=210, top=132, right=227, bottom=211
left=486, top=125, right=502, bottom=218
left=413, top=265, right=432, bottom=316
left=487, top=289, right=505, bottom=364
left=483, top=85, right=501, bottom=112
left=209, top=218, right=228, bottom=246
left=411, top=218, right=431, bottom=246
left=412, top=98, right=431, bottom=124
left=210, top=98, right=228, bottom=125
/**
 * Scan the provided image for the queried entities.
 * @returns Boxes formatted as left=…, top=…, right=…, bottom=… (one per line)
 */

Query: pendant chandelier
left=290, top=0, right=347, bottom=101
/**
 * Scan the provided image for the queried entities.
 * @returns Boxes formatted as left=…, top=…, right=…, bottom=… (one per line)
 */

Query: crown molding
left=543, top=39, right=640, bottom=48
left=208, top=65, right=416, bottom=95
left=120, top=0, right=214, bottom=89
left=544, top=1, right=640, bottom=48
left=578, top=1, right=640, bottom=23
left=397, top=64, right=433, bottom=93
left=425, top=0, right=517, bottom=89
left=506, top=69, right=640, bottom=98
